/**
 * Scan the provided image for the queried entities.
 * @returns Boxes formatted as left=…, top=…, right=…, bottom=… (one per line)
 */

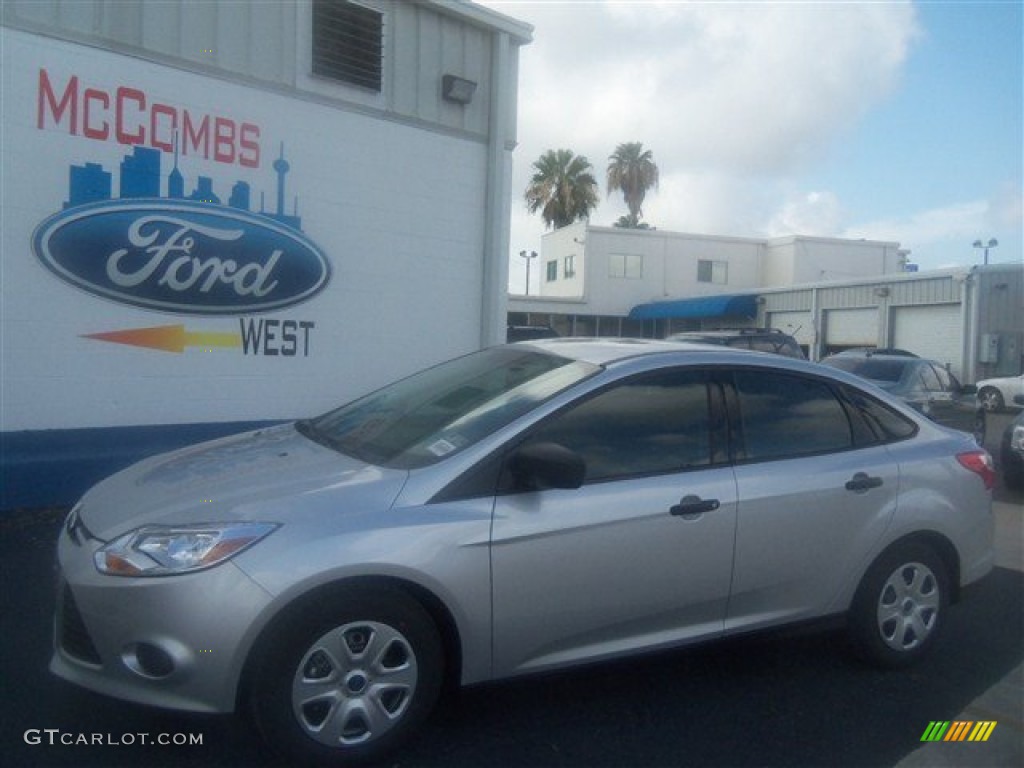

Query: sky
left=479, top=0, right=1023, bottom=295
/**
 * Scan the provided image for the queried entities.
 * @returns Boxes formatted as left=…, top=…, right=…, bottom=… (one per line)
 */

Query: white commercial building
left=509, top=222, right=1022, bottom=382
left=1, top=0, right=532, bottom=508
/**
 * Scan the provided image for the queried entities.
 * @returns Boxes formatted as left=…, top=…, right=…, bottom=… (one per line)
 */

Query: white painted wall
left=538, top=224, right=903, bottom=318
left=1, top=29, right=494, bottom=430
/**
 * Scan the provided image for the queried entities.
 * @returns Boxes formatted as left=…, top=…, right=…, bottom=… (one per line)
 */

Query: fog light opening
left=123, top=642, right=176, bottom=679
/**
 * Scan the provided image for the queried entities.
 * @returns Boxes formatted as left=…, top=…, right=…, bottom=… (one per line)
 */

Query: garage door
left=824, top=308, right=878, bottom=349
left=767, top=311, right=813, bottom=347
left=891, top=304, right=963, bottom=378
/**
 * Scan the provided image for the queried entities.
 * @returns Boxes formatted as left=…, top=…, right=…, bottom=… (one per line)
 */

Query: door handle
left=670, top=495, right=720, bottom=517
left=845, top=472, right=883, bottom=493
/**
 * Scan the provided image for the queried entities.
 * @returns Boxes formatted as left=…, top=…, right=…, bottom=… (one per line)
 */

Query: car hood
left=77, top=423, right=409, bottom=540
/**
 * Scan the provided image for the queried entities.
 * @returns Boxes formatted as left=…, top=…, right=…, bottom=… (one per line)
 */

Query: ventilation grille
left=312, top=0, right=384, bottom=92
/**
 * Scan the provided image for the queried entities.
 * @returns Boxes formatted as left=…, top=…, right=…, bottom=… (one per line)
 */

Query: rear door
left=724, top=369, right=900, bottom=630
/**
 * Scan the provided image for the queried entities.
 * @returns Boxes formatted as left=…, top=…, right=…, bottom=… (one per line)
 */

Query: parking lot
left=1, top=413, right=1020, bottom=768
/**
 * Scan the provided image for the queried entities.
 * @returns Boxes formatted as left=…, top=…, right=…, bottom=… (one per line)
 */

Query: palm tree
left=524, top=149, right=599, bottom=229
left=606, top=142, right=659, bottom=228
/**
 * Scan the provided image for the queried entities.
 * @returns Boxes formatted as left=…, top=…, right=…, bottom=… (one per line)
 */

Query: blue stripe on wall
left=1, top=420, right=285, bottom=511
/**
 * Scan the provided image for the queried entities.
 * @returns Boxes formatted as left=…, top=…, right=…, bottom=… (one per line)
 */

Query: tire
left=978, top=387, right=1004, bottom=413
left=248, top=586, right=443, bottom=766
left=1004, top=460, right=1024, bottom=491
left=848, top=543, right=949, bottom=668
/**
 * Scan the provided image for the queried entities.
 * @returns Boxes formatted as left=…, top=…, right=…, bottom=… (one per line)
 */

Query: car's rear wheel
left=978, top=387, right=1004, bottom=412
left=848, top=543, right=949, bottom=667
left=249, top=587, right=443, bottom=765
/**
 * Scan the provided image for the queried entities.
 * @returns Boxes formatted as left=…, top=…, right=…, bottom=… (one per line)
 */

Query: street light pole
left=972, top=237, right=998, bottom=265
left=519, top=250, right=537, bottom=295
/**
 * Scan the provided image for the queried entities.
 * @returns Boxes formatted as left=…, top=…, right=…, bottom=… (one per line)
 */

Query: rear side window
left=840, top=386, right=917, bottom=442
left=734, top=371, right=852, bottom=460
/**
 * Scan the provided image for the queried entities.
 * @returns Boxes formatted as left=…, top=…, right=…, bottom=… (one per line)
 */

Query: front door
left=489, top=368, right=738, bottom=677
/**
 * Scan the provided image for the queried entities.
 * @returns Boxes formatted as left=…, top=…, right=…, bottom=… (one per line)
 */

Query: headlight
left=95, top=522, right=278, bottom=576
left=1012, top=425, right=1024, bottom=452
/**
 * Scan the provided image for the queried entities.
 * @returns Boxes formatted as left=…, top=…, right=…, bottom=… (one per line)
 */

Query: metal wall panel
left=3, top=0, right=500, bottom=138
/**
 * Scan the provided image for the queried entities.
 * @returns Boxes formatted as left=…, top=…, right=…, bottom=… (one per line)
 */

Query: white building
left=1, top=0, right=532, bottom=508
left=511, top=221, right=907, bottom=336
left=509, top=222, right=1022, bottom=382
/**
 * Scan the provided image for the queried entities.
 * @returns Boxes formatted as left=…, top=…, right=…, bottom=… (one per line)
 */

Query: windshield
left=302, top=347, right=599, bottom=468
left=824, top=357, right=909, bottom=384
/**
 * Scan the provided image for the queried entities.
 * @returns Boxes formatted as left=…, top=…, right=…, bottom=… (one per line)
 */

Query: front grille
left=59, top=585, right=102, bottom=666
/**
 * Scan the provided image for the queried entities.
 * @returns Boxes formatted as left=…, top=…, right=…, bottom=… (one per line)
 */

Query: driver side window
left=522, top=369, right=711, bottom=484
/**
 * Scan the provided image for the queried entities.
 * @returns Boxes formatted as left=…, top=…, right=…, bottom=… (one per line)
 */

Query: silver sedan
left=52, top=340, right=995, bottom=764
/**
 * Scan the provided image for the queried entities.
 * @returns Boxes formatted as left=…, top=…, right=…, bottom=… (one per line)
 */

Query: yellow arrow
left=82, top=325, right=241, bottom=354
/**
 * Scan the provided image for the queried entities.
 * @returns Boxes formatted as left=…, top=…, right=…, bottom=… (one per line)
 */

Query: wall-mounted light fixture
left=442, top=74, right=477, bottom=105
left=873, top=287, right=890, bottom=298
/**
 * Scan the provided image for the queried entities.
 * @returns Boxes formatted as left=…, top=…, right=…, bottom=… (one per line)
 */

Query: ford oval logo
left=31, top=200, right=331, bottom=315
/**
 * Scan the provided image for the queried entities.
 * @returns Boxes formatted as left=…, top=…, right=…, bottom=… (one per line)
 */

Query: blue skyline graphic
left=63, top=143, right=302, bottom=231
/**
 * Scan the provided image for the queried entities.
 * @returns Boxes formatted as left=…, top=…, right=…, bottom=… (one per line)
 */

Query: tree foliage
left=607, top=142, right=659, bottom=228
left=524, top=149, right=600, bottom=230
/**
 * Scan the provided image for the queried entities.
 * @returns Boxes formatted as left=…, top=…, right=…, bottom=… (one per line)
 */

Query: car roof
left=516, top=337, right=811, bottom=369
left=824, top=352, right=933, bottom=366
left=514, top=337, right=688, bottom=365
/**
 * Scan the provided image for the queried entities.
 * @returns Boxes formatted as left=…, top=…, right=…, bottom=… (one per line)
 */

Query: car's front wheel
left=848, top=543, right=949, bottom=668
left=249, top=586, right=443, bottom=765
left=979, top=387, right=1005, bottom=413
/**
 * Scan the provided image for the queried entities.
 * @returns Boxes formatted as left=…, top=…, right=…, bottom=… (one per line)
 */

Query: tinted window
left=825, top=357, right=908, bottom=383
left=734, top=371, right=852, bottom=460
left=840, top=386, right=917, bottom=442
left=524, top=370, right=711, bottom=483
left=916, top=364, right=943, bottom=393
left=933, top=365, right=958, bottom=393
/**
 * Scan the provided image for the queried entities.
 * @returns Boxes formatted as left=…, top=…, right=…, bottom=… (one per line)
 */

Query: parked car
left=1000, top=396, right=1024, bottom=490
left=53, top=340, right=994, bottom=765
left=975, top=373, right=1024, bottom=413
left=667, top=328, right=805, bottom=358
left=832, top=348, right=918, bottom=358
left=506, top=324, right=559, bottom=343
left=820, top=352, right=983, bottom=443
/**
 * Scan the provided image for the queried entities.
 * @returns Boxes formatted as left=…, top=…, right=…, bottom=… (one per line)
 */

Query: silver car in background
left=53, top=340, right=995, bottom=764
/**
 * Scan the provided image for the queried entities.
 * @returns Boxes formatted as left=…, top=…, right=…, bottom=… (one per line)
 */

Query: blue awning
left=628, top=294, right=759, bottom=320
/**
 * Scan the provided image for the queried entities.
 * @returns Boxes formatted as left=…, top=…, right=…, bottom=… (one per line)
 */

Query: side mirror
left=510, top=442, right=585, bottom=491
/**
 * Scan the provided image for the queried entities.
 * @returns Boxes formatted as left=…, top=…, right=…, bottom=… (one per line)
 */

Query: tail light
left=957, top=450, right=995, bottom=491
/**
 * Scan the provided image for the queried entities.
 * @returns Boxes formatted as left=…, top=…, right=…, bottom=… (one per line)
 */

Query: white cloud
left=490, top=0, right=923, bottom=287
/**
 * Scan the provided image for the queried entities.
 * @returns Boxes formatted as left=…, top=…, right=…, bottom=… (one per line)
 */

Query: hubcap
left=292, top=621, right=418, bottom=747
left=980, top=390, right=1001, bottom=412
left=876, top=562, right=940, bottom=652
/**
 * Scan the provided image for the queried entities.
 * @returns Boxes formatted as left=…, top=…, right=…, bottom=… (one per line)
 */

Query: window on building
left=609, top=253, right=643, bottom=279
left=564, top=254, right=576, bottom=279
left=697, top=259, right=728, bottom=284
left=546, top=260, right=558, bottom=282
left=312, top=0, right=384, bottom=92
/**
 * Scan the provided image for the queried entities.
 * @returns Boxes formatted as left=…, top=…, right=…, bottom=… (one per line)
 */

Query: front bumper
left=51, top=519, right=274, bottom=713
